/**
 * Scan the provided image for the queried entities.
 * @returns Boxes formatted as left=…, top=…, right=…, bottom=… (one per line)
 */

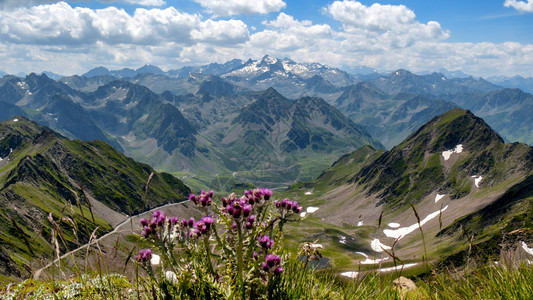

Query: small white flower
left=151, top=254, right=161, bottom=266
left=310, top=243, right=323, bottom=249
left=165, top=270, right=178, bottom=284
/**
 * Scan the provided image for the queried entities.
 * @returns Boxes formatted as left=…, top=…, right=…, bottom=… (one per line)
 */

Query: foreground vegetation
left=1, top=187, right=532, bottom=299
left=1, top=258, right=531, bottom=299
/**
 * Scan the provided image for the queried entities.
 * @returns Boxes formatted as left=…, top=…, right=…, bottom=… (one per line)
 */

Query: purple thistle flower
left=232, top=206, right=241, bottom=218
left=195, top=220, right=207, bottom=235
left=149, top=220, right=157, bottom=229
left=253, top=188, right=262, bottom=200
left=140, top=218, right=148, bottom=227
left=231, top=222, right=237, bottom=230
left=221, top=196, right=228, bottom=206
left=261, top=262, right=269, bottom=272
left=261, top=188, right=272, bottom=200
left=258, top=235, right=271, bottom=249
left=189, top=193, right=197, bottom=204
left=188, top=217, right=195, bottom=227
left=137, top=248, right=152, bottom=262
left=201, top=216, right=214, bottom=230
left=253, top=252, right=259, bottom=260
left=169, top=217, right=179, bottom=225
left=266, top=240, right=274, bottom=249
left=245, top=221, right=253, bottom=229
left=247, top=215, right=255, bottom=223
left=265, top=254, right=281, bottom=268
left=243, top=204, right=252, bottom=217
left=274, top=267, right=284, bottom=275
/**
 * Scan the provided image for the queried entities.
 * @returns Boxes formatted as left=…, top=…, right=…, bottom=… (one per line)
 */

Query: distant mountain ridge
left=0, top=73, right=382, bottom=190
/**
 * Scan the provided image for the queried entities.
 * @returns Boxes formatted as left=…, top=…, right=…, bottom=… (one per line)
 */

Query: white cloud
left=250, top=13, right=332, bottom=51
left=0, top=0, right=164, bottom=9
left=0, top=2, right=532, bottom=78
left=504, top=0, right=533, bottom=12
left=123, top=0, right=165, bottom=6
left=0, top=2, right=249, bottom=46
left=193, top=0, right=286, bottom=16
left=324, top=0, right=449, bottom=48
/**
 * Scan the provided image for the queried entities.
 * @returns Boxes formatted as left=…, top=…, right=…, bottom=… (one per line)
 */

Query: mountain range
left=287, top=108, right=533, bottom=271
left=1, top=56, right=533, bottom=190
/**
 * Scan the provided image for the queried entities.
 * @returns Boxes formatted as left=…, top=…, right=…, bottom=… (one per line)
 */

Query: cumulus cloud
left=193, top=0, right=286, bottom=16
left=0, top=1, right=532, bottom=78
left=0, top=2, right=249, bottom=45
left=324, top=0, right=449, bottom=48
left=250, top=13, right=332, bottom=51
left=0, top=0, right=163, bottom=10
left=504, top=0, right=533, bottom=12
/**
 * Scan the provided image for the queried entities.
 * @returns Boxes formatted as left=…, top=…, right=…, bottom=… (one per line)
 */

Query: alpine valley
left=0, top=56, right=532, bottom=282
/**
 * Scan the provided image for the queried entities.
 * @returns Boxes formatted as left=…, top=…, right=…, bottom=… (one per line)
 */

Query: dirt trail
left=33, top=201, right=192, bottom=279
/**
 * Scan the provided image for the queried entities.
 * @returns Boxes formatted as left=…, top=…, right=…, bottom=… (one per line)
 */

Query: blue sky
left=0, top=0, right=532, bottom=77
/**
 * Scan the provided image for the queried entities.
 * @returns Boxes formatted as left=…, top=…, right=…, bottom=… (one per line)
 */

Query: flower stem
left=203, top=235, right=215, bottom=276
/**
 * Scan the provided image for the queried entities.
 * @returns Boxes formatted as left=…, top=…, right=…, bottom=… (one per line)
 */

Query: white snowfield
left=371, top=238, right=391, bottom=252
left=383, top=205, right=449, bottom=240
left=356, top=252, right=389, bottom=264
left=300, top=212, right=307, bottom=217
left=474, top=176, right=483, bottom=187
left=340, top=271, right=359, bottom=278
left=357, top=221, right=364, bottom=226
left=435, top=194, right=445, bottom=203
left=388, top=222, right=400, bottom=228
left=376, top=263, right=419, bottom=272
left=307, top=207, right=319, bottom=213
left=339, top=263, right=419, bottom=278
left=442, top=144, right=463, bottom=160
left=304, top=191, right=312, bottom=195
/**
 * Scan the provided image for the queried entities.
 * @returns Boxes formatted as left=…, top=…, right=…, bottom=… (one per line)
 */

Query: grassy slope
left=0, top=117, right=190, bottom=280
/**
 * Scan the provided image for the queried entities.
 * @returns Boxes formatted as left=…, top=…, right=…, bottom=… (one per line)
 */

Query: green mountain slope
left=217, top=88, right=383, bottom=188
left=284, top=108, right=533, bottom=271
left=0, top=117, right=190, bottom=279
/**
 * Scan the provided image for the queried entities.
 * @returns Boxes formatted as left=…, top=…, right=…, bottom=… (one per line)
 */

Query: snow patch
left=370, top=239, right=391, bottom=252
left=522, top=241, right=533, bottom=256
left=435, top=194, right=445, bottom=203
left=340, top=271, right=358, bottom=278
left=339, top=236, right=347, bottom=244
left=357, top=221, right=364, bottom=226
left=300, top=212, right=307, bottom=218
left=388, top=223, right=400, bottom=228
left=377, top=263, right=419, bottom=272
left=383, top=205, right=449, bottom=240
left=307, top=207, right=319, bottom=213
left=442, top=144, right=463, bottom=160
left=13, top=118, right=18, bottom=122
left=304, top=191, right=312, bottom=195
left=356, top=252, right=389, bottom=264
left=474, top=176, right=483, bottom=187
